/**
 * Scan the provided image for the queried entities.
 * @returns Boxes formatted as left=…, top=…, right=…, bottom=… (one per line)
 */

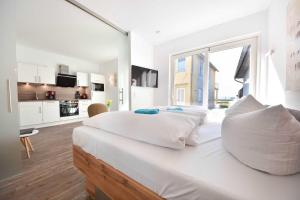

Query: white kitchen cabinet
left=76, top=72, right=89, bottom=87
left=79, top=100, right=92, bottom=118
left=42, top=101, right=59, bottom=123
left=38, top=66, right=56, bottom=84
left=17, top=62, right=55, bottom=84
left=90, top=73, right=105, bottom=83
left=19, top=102, right=43, bottom=126
left=17, top=63, right=37, bottom=83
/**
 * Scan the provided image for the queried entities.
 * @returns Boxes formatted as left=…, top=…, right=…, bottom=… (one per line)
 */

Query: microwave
left=92, top=83, right=104, bottom=91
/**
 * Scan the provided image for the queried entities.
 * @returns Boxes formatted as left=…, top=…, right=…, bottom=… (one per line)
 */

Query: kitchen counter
left=18, top=99, right=91, bottom=102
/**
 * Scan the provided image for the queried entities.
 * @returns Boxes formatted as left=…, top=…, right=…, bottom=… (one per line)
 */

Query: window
left=171, top=37, right=257, bottom=108
left=176, top=88, right=185, bottom=105
left=177, top=58, right=186, bottom=72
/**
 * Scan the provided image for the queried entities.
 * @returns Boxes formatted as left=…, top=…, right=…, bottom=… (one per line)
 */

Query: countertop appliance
left=90, top=73, right=105, bottom=104
left=56, top=73, right=77, bottom=87
left=59, top=100, right=79, bottom=117
left=45, top=91, right=56, bottom=100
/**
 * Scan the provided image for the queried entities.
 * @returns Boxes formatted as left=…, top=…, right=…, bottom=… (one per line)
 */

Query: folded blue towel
left=166, top=107, right=184, bottom=112
left=134, top=109, right=160, bottom=115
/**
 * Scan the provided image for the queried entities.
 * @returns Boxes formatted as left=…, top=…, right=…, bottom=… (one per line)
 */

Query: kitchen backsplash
left=18, top=83, right=91, bottom=101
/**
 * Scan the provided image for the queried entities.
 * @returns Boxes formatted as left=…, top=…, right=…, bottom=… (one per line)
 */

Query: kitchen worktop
left=18, top=99, right=91, bottom=102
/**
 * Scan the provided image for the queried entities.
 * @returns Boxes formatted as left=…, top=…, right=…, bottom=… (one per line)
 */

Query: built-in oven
left=91, top=83, right=104, bottom=91
left=59, top=100, right=79, bottom=117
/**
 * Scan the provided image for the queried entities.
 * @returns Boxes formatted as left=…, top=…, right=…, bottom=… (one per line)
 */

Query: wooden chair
left=20, top=128, right=39, bottom=158
left=87, top=103, right=108, bottom=117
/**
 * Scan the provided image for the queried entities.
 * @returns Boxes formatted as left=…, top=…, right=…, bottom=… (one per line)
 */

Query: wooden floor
left=0, top=122, right=89, bottom=200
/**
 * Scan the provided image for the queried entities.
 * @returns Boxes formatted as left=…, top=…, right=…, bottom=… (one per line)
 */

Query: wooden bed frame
left=73, top=145, right=164, bottom=200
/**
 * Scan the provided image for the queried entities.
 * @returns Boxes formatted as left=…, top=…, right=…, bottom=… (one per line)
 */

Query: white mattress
left=73, top=123, right=300, bottom=200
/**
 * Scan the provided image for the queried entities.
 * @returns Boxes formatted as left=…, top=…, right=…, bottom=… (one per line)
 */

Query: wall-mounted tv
left=131, top=65, right=158, bottom=88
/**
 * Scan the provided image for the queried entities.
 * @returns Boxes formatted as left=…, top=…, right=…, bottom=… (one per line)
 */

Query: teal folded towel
left=134, top=109, right=160, bottom=115
left=166, top=107, right=184, bottom=112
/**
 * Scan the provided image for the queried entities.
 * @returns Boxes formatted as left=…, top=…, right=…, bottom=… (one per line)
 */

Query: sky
left=209, top=47, right=243, bottom=99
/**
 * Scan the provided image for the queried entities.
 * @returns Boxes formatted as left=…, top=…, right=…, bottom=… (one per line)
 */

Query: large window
left=171, top=37, right=258, bottom=109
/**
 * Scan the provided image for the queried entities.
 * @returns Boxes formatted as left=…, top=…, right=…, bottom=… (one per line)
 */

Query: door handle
left=7, top=79, right=12, bottom=113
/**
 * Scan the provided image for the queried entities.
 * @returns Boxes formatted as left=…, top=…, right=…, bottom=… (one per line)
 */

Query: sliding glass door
left=170, top=37, right=258, bottom=109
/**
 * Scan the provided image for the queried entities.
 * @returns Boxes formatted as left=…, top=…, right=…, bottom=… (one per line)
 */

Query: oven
left=59, top=100, right=79, bottom=117
left=91, top=83, right=104, bottom=91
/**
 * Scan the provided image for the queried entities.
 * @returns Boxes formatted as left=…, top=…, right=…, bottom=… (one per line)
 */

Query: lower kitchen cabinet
left=42, top=101, right=60, bottom=123
left=19, top=102, right=43, bottom=127
left=79, top=100, right=92, bottom=118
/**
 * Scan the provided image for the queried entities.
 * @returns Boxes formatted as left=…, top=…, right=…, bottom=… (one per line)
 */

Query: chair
left=88, top=103, right=108, bottom=117
left=20, top=128, right=39, bottom=158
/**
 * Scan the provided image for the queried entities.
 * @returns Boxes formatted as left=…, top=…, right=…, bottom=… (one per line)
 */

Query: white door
left=77, top=72, right=89, bottom=87
left=0, top=0, right=21, bottom=179
left=19, top=102, right=43, bottom=126
left=42, top=101, right=59, bottom=123
left=17, top=63, right=37, bottom=83
left=38, top=66, right=55, bottom=84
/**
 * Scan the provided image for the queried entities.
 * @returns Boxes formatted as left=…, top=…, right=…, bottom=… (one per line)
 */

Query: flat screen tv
left=131, top=65, right=158, bottom=88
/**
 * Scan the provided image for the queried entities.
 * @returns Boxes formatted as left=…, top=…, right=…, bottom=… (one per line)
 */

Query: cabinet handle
left=39, top=76, right=41, bottom=83
left=7, top=79, right=12, bottom=113
left=34, top=76, right=37, bottom=83
left=119, top=88, right=124, bottom=105
left=39, top=106, right=42, bottom=113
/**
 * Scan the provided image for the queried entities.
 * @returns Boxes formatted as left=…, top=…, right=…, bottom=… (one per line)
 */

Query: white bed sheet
left=73, top=123, right=300, bottom=200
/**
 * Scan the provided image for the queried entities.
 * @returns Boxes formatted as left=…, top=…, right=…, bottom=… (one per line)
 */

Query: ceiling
left=17, top=0, right=127, bottom=64
left=77, top=0, right=272, bottom=45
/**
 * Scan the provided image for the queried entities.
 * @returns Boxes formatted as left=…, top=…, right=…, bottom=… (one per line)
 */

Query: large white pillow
left=288, top=108, right=300, bottom=122
left=225, top=95, right=264, bottom=116
left=222, top=105, right=300, bottom=175
left=83, top=111, right=201, bottom=150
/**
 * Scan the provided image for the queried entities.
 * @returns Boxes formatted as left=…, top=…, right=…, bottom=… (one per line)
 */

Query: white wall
left=267, top=0, right=300, bottom=109
left=99, top=59, right=118, bottom=111
left=16, top=44, right=100, bottom=74
left=154, top=11, right=269, bottom=106
left=130, top=31, right=155, bottom=110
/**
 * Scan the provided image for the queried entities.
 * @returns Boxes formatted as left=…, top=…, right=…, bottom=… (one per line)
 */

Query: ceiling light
left=155, top=30, right=160, bottom=34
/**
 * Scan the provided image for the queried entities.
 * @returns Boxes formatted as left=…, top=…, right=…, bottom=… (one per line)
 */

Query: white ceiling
left=17, top=0, right=127, bottom=64
left=77, top=0, right=272, bottom=45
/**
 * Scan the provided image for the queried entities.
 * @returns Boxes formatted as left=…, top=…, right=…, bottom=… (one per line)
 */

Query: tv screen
left=131, top=65, right=158, bottom=88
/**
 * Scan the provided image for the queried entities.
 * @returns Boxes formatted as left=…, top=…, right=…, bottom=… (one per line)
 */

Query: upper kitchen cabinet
left=17, top=62, right=55, bottom=85
left=17, top=63, right=37, bottom=83
left=38, top=66, right=55, bottom=84
left=76, top=72, right=89, bottom=87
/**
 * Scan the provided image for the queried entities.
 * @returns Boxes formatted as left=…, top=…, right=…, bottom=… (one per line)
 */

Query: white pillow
left=83, top=111, right=201, bottom=150
left=222, top=105, right=300, bottom=175
left=288, top=108, right=300, bottom=122
left=225, top=95, right=264, bottom=116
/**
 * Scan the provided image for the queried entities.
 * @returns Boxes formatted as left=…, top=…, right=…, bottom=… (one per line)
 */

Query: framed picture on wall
left=286, top=0, right=300, bottom=91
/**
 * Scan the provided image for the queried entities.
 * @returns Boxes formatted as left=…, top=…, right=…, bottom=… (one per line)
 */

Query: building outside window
left=177, top=58, right=186, bottom=72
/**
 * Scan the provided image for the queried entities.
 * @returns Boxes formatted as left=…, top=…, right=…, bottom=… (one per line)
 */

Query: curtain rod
left=65, top=0, right=128, bottom=36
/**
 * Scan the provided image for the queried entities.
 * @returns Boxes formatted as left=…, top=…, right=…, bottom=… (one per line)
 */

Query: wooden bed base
left=73, top=145, right=164, bottom=200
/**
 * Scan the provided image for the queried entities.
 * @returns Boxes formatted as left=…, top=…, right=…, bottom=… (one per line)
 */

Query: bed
left=73, top=122, right=300, bottom=200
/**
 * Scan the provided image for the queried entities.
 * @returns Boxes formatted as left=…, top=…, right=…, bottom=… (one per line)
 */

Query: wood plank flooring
left=0, top=122, right=89, bottom=200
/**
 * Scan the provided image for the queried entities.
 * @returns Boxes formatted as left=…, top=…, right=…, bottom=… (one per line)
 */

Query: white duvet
left=83, top=111, right=204, bottom=149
